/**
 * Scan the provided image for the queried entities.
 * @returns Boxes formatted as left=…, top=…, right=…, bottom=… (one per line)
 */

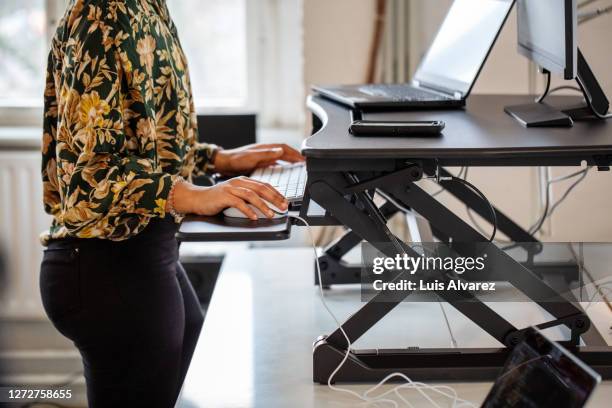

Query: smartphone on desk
left=349, top=120, right=445, bottom=137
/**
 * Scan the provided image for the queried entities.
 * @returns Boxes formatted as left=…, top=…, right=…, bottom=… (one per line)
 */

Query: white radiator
left=0, top=149, right=51, bottom=319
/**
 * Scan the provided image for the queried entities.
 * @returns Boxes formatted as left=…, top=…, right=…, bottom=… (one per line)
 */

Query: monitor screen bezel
left=516, top=0, right=577, bottom=80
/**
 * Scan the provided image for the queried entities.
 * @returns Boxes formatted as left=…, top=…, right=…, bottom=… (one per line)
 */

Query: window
left=165, top=0, right=304, bottom=128
left=0, top=0, right=47, bottom=107
left=0, top=0, right=303, bottom=128
left=166, top=0, right=249, bottom=109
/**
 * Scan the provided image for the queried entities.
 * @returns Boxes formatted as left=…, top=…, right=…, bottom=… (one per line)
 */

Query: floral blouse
left=41, top=0, right=216, bottom=243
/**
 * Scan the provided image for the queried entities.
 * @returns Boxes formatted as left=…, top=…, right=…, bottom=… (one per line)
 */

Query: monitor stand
left=505, top=48, right=610, bottom=128
left=504, top=102, right=573, bottom=127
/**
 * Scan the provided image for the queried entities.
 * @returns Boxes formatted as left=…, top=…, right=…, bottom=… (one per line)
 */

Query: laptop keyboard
left=250, top=162, right=307, bottom=202
left=357, top=84, right=451, bottom=102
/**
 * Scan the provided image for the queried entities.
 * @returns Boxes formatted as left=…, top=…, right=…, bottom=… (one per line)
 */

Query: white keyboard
left=250, top=162, right=307, bottom=202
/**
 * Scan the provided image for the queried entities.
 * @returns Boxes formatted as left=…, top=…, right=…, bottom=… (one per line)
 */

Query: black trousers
left=40, top=218, right=204, bottom=408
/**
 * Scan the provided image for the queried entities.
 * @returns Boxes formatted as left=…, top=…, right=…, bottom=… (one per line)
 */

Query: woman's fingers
left=232, top=178, right=287, bottom=210
left=251, top=144, right=304, bottom=163
left=247, top=148, right=284, bottom=167
left=255, top=159, right=282, bottom=169
left=279, top=144, right=305, bottom=162
left=230, top=187, right=275, bottom=218
left=227, top=196, right=258, bottom=220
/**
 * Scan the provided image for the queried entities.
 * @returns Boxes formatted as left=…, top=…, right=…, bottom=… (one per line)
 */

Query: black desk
left=301, top=94, right=612, bottom=383
left=304, top=94, right=612, bottom=166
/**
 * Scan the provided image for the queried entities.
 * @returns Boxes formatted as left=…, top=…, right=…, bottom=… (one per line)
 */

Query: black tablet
left=482, top=327, right=601, bottom=408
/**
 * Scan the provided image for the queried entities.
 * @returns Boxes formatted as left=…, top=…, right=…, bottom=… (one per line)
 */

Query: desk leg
left=305, top=170, right=607, bottom=383
left=316, top=201, right=400, bottom=287
left=308, top=176, right=524, bottom=381
left=314, top=166, right=577, bottom=287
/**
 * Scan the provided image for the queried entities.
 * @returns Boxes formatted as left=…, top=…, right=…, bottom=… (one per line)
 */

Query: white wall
left=303, top=0, right=377, bottom=92
left=549, top=11, right=612, bottom=241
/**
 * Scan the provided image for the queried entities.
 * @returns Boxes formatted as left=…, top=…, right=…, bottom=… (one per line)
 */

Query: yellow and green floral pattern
left=41, top=0, right=216, bottom=243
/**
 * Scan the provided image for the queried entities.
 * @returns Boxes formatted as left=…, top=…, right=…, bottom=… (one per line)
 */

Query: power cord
left=427, top=162, right=589, bottom=247
left=501, top=166, right=591, bottom=251
left=535, top=68, right=611, bottom=119
left=290, top=214, right=477, bottom=408
left=292, top=214, right=567, bottom=406
left=529, top=167, right=591, bottom=237
left=576, top=76, right=612, bottom=119
left=424, top=168, right=498, bottom=242
left=427, top=163, right=589, bottom=249
left=548, top=85, right=581, bottom=95
left=429, top=167, right=467, bottom=198
left=460, top=169, right=512, bottom=244
left=429, top=168, right=511, bottom=244
left=535, top=70, right=551, bottom=103
left=584, top=285, right=612, bottom=311
left=445, top=176, right=497, bottom=242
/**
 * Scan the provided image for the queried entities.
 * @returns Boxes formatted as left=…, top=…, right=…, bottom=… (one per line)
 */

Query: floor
left=179, top=246, right=612, bottom=408
left=0, top=319, right=87, bottom=407
left=2, top=243, right=612, bottom=407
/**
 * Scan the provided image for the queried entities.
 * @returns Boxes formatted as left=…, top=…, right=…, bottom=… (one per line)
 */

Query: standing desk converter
left=300, top=94, right=612, bottom=383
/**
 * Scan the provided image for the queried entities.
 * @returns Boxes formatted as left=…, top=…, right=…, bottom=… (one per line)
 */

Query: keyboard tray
left=177, top=214, right=292, bottom=242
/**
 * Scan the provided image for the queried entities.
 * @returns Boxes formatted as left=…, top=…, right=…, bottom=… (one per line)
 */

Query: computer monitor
left=517, top=0, right=577, bottom=80
left=505, top=0, right=609, bottom=127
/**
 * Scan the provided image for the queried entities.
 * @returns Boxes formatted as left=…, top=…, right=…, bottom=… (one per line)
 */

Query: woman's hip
left=40, top=228, right=183, bottom=343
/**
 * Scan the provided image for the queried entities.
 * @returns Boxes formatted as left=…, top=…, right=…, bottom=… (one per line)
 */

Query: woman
left=40, top=0, right=303, bottom=406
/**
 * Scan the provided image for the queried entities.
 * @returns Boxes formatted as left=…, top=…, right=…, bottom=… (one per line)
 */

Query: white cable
left=376, top=190, right=411, bottom=214
left=290, top=214, right=477, bottom=408
left=438, top=302, right=459, bottom=348
left=567, top=243, right=612, bottom=312
left=372, top=191, right=459, bottom=349
left=529, top=167, right=590, bottom=234
left=495, top=355, right=551, bottom=381
left=291, top=214, right=397, bottom=407
left=462, top=165, right=589, bottom=244
left=584, top=285, right=612, bottom=310
left=549, top=167, right=590, bottom=183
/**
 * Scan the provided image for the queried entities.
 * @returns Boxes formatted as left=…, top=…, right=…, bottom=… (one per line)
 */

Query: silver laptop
left=313, top=0, right=515, bottom=109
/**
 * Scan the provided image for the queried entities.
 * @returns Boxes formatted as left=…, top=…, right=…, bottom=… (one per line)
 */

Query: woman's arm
left=169, top=177, right=288, bottom=221
left=52, top=8, right=175, bottom=239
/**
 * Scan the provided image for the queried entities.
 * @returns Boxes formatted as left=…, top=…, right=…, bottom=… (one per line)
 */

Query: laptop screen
left=413, top=0, right=514, bottom=97
left=482, top=328, right=600, bottom=408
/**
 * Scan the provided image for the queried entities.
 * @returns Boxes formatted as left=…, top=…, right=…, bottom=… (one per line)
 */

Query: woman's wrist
left=212, top=150, right=231, bottom=174
left=166, top=178, right=194, bottom=215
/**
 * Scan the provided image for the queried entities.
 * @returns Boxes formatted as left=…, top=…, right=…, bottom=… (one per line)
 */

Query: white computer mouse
left=223, top=200, right=288, bottom=219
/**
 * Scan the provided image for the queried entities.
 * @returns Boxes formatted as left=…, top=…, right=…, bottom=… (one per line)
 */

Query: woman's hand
left=171, top=177, right=288, bottom=220
left=213, top=143, right=304, bottom=176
